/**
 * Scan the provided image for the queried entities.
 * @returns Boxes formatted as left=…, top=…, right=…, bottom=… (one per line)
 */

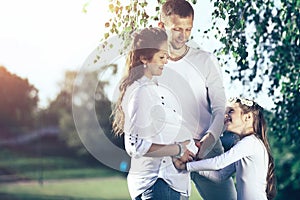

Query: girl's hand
left=172, top=158, right=187, bottom=170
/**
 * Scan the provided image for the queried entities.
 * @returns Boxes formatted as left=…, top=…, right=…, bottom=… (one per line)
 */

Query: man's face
left=162, top=14, right=193, bottom=50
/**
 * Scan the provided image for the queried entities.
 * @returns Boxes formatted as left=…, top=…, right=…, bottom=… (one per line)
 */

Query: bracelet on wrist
left=174, top=143, right=184, bottom=158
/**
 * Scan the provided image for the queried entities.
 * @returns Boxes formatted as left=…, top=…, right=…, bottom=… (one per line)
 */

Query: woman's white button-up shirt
left=122, top=76, right=197, bottom=198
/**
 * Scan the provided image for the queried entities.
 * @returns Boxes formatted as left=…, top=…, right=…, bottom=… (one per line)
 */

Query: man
left=158, top=0, right=237, bottom=199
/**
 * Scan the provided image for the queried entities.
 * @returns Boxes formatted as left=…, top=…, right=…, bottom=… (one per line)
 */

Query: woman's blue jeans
left=135, top=178, right=185, bottom=200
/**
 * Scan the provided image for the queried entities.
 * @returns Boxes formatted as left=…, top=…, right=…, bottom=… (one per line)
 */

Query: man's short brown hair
left=160, top=0, right=194, bottom=23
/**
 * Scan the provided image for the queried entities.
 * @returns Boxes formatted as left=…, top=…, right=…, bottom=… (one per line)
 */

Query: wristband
left=174, top=143, right=184, bottom=158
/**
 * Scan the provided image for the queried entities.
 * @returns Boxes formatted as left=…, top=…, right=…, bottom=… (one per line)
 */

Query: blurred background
left=0, top=0, right=299, bottom=199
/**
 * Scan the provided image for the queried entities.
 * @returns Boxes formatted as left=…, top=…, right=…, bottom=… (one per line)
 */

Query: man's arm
left=196, top=132, right=215, bottom=159
left=201, top=53, right=226, bottom=158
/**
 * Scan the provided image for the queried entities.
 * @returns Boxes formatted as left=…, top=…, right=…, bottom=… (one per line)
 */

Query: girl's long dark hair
left=111, top=27, right=167, bottom=136
left=236, top=98, right=277, bottom=199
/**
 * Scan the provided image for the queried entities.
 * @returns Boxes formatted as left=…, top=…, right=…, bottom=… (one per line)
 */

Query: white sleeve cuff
left=186, top=162, right=192, bottom=172
left=125, top=134, right=152, bottom=158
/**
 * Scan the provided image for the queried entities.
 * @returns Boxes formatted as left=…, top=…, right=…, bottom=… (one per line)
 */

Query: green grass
left=0, top=136, right=202, bottom=200
left=1, top=147, right=121, bottom=181
left=0, top=177, right=202, bottom=200
left=24, top=167, right=122, bottom=180
left=0, top=177, right=130, bottom=200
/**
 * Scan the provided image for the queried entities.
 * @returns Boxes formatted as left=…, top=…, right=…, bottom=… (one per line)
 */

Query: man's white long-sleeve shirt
left=158, top=46, right=237, bottom=200
left=158, top=47, right=226, bottom=158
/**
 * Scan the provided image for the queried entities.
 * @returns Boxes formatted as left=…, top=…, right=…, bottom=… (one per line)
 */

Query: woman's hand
left=172, top=140, right=195, bottom=170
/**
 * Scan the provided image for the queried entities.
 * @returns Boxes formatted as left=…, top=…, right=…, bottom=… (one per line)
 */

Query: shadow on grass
left=0, top=193, right=129, bottom=200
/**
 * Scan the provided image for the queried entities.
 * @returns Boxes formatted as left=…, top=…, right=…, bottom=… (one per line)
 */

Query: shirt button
left=162, top=102, right=165, bottom=105
left=173, top=110, right=176, bottom=112
left=131, top=143, right=134, bottom=146
left=161, top=96, right=164, bottom=99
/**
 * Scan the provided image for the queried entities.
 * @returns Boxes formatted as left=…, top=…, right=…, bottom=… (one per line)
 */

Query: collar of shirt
left=137, top=76, right=159, bottom=86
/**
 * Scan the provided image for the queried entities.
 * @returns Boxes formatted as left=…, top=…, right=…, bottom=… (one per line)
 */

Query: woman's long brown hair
left=111, top=27, right=167, bottom=136
left=237, top=98, right=277, bottom=199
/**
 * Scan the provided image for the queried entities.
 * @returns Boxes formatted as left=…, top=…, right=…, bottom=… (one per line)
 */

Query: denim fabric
left=135, top=178, right=188, bottom=200
left=191, top=172, right=237, bottom=200
left=152, top=178, right=181, bottom=200
left=221, top=131, right=240, bottom=152
left=134, top=184, right=154, bottom=200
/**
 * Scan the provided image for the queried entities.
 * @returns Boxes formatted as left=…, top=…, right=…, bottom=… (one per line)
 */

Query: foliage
left=0, top=66, right=38, bottom=131
left=102, top=0, right=197, bottom=42
left=209, top=0, right=300, bottom=144
left=103, top=0, right=150, bottom=40
left=271, top=137, right=300, bottom=199
left=41, top=71, right=83, bottom=153
left=41, top=71, right=75, bottom=126
left=46, top=68, right=123, bottom=155
left=209, top=1, right=300, bottom=198
left=72, top=65, right=125, bottom=151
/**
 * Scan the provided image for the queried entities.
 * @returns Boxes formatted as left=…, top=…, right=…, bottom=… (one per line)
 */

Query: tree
left=70, top=64, right=129, bottom=170
left=42, top=71, right=75, bottom=126
left=47, top=69, right=123, bottom=156
left=209, top=1, right=299, bottom=198
left=0, top=66, right=38, bottom=132
left=41, top=70, right=83, bottom=152
left=100, top=0, right=299, bottom=198
left=209, top=0, right=299, bottom=143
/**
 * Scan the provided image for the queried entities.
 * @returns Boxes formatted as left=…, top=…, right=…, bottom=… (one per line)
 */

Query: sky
left=0, top=0, right=274, bottom=109
left=0, top=0, right=109, bottom=107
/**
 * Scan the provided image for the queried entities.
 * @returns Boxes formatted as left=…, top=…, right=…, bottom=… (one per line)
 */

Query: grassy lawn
left=0, top=135, right=203, bottom=199
left=0, top=177, right=202, bottom=200
left=1, top=149, right=121, bottom=180
left=0, top=177, right=130, bottom=200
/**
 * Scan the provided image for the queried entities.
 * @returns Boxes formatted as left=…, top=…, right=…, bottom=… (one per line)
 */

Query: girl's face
left=224, top=102, right=248, bottom=136
left=144, top=41, right=169, bottom=78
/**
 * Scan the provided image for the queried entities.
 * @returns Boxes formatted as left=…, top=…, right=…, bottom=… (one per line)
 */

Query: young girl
left=112, top=27, right=196, bottom=200
left=174, top=97, right=277, bottom=200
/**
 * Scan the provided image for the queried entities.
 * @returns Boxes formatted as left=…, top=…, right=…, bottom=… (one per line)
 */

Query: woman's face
left=224, top=103, right=247, bottom=135
left=144, top=41, right=168, bottom=78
